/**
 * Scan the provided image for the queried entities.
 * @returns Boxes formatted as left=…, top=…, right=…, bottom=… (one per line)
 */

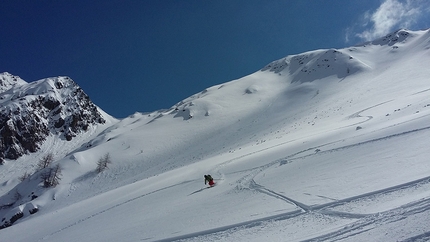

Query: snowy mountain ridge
left=1, top=28, right=430, bottom=241
left=0, top=72, right=27, bottom=93
left=0, top=73, right=115, bottom=163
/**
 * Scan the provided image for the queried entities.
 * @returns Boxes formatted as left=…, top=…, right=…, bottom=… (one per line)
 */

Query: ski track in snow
left=345, top=100, right=392, bottom=125
left=38, top=180, right=195, bottom=242
left=156, top=125, right=430, bottom=241
left=158, top=176, right=430, bottom=242
left=28, top=116, right=430, bottom=242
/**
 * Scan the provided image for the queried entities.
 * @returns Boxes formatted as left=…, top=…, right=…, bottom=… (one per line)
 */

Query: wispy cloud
left=346, top=0, right=430, bottom=43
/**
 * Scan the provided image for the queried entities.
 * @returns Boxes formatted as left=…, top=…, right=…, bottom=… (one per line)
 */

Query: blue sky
left=2, top=0, right=430, bottom=118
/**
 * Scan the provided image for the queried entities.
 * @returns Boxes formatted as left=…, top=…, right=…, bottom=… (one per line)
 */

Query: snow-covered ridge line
left=0, top=72, right=27, bottom=93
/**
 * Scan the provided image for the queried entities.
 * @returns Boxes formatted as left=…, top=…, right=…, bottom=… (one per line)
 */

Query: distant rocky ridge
left=0, top=72, right=106, bottom=163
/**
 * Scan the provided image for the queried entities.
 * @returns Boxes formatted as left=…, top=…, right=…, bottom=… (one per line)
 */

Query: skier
left=204, top=174, right=215, bottom=187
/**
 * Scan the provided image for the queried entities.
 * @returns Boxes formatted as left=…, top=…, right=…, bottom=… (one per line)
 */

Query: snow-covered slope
left=0, top=72, right=27, bottom=93
left=1, top=29, right=430, bottom=241
left=0, top=74, right=118, bottom=225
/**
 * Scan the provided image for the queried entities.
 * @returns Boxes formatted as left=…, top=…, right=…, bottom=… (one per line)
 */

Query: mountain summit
left=0, top=73, right=108, bottom=163
left=0, top=72, right=26, bottom=93
left=1, top=28, right=430, bottom=241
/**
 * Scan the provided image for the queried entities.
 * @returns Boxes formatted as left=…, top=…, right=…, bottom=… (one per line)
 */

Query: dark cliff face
left=0, top=74, right=106, bottom=163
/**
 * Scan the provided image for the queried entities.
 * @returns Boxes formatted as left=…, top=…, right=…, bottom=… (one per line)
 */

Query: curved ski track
left=34, top=124, right=430, bottom=242
left=158, top=125, right=430, bottom=242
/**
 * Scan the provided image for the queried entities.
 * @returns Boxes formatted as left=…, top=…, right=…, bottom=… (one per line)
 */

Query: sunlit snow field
left=1, top=29, right=430, bottom=242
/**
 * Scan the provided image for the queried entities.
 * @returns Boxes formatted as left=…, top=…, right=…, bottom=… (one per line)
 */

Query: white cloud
left=352, top=0, right=428, bottom=42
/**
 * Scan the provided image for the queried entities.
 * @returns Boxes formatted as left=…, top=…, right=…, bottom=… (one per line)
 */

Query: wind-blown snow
left=1, top=28, right=430, bottom=241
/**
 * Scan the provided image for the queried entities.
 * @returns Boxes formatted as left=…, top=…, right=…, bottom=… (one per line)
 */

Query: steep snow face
left=1, top=29, right=430, bottom=241
left=0, top=76, right=110, bottom=163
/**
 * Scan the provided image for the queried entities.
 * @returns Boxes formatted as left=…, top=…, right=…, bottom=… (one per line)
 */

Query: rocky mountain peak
left=0, top=75, right=106, bottom=163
